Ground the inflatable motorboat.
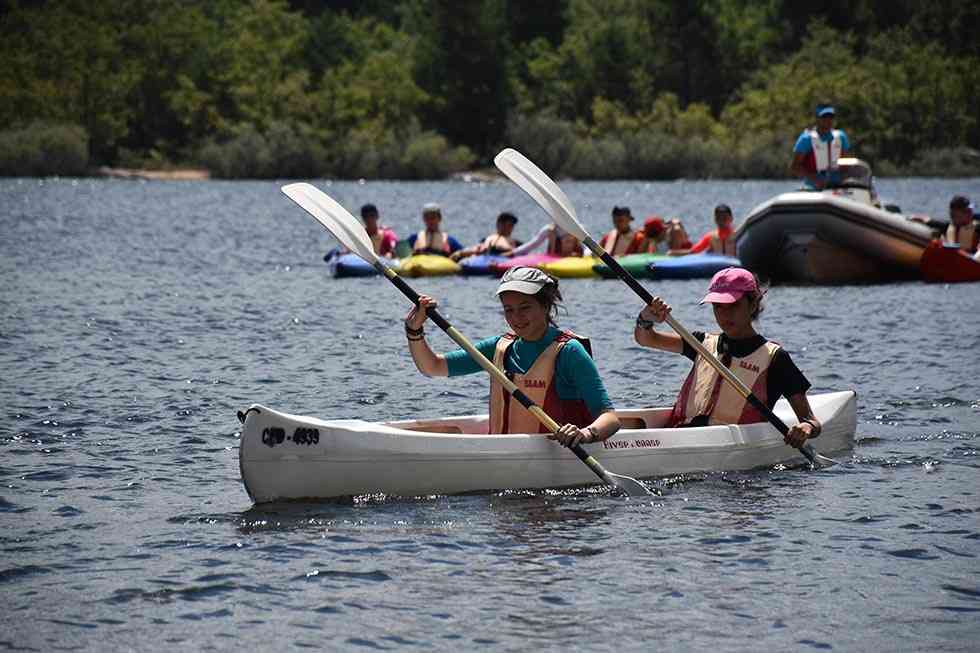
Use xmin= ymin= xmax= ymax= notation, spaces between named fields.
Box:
xmin=736 ymin=159 xmax=933 ymax=283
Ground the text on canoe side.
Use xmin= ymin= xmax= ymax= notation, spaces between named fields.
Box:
xmin=602 ymin=438 xmax=661 ymax=449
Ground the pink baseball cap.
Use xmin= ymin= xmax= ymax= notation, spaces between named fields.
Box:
xmin=700 ymin=267 xmax=758 ymax=304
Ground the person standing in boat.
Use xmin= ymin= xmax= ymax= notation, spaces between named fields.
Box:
xmin=641 ymin=216 xmax=692 ymax=253
xmin=408 ymin=203 xmax=463 ymax=257
xmin=633 ymin=267 xmax=819 ymax=448
xmin=360 ymin=204 xmax=399 ymax=258
xmin=599 ymin=206 xmax=645 ymax=256
xmin=404 ymin=266 xmax=620 ymax=445
xmin=668 ymin=204 xmax=738 ymax=256
xmin=790 ymin=103 xmax=850 ymax=190
xmin=507 ymin=223 xmax=585 ymax=257
xmin=451 ymin=212 xmax=522 ymax=261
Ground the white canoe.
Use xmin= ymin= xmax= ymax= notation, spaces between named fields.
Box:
xmin=238 ymin=391 xmax=856 ymax=502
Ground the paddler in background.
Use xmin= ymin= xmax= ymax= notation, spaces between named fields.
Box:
xmin=909 ymin=195 xmax=978 ymax=254
xmin=409 ymin=202 xmax=464 ymax=257
xmin=403 ymin=266 xmax=620 ymax=445
xmin=668 ymin=204 xmax=738 ymax=256
xmin=790 ymin=103 xmax=851 ymax=190
xmin=633 ymin=267 xmax=820 ymax=449
xmin=599 ymin=206 xmax=645 ymax=256
xmin=507 ymin=223 xmax=584 ymax=257
xmin=360 ymin=203 xmax=398 ymax=258
xmin=450 ymin=212 xmax=522 ymax=261
xmin=641 ymin=216 xmax=692 ymax=253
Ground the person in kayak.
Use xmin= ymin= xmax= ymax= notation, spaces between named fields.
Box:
xmin=450 ymin=212 xmax=522 ymax=261
xmin=669 ymin=204 xmax=737 ymax=256
xmin=641 ymin=216 xmax=692 ymax=253
xmin=633 ymin=267 xmax=819 ymax=449
xmin=909 ymin=195 xmax=978 ymax=253
xmin=360 ymin=203 xmax=398 ymax=258
xmin=408 ymin=202 xmax=463 ymax=256
xmin=404 ymin=266 xmax=620 ymax=445
xmin=790 ymin=103 xmax=850 ymax=190
xmin=599 ymin=206 xmax=645 ymax=256
xmin=507 ymin=223 xmax=584 ymax=257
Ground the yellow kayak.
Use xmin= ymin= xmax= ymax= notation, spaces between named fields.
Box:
xmin=399 ymin=254 xmax=461 ymax=277
xmin=538 ymin=256 xmax=598 ymax=278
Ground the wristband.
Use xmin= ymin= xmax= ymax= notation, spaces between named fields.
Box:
xmin=404 ymin=323 xmax=425 ymax=337
xmin=586 ymin=426 xmax=598 ymax=442
xmin=635 ymin=316 xmax=655 ymax=330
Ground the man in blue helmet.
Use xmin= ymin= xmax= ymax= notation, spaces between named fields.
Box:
xmin=790 ymin=103 xmax=851 ymax=190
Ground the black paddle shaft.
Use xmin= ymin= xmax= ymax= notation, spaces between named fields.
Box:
xmin=596 ymin=250 xmax=816 ymax=456
xmin=387 ymin=272 xmax=453 ymax=332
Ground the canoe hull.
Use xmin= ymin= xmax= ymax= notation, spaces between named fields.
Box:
xmin=459 ymin=254 xmax=507 ymax=276
xmin=327 ymin=253 xmax=394 ymax=277
xmin=399 ymin=254 xmax=461 ymax=277
xmin=648 ymin=254 xmax=741 ymax=280
xmin=538 ymin=256 xmax=598 ymax=278
xmin=489 ymin=253 xmax=562 ymax=277
xmin=593 ymin=253 xmax=666 ymax=279
xmin=239 ymin=391 xmax=857 ymax=502
xmin=920 ymin=241 xmax=980 ymax=283
xmin=736 ymin=192 xmax=933 ymax=284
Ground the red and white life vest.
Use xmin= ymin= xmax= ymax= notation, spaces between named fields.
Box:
xmin=601 ymin=229 xmax=643 ymax=256
xmin=488 ymin=331 xmax=594 ymax=434
xmin=668 ymin=333 xmax=780 ymax=427
xmin=807 ymin=128 xmax=844 ymax=172
xmin=708 ymin=230 xmax=737 ymax=256
xmin=414 ymin=229 xmax=451 ymax=255
xmin=369 ymin=231 xmax=384 ymax=253
xmin=945 ymin=222 xmax=978 ymax=252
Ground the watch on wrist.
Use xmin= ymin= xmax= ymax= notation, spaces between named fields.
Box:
xmin=635 ymin=315 xmax=655 ymax=330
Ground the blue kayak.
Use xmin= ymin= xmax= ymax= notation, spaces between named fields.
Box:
xmin=459 ymin=254 xmax=508 ymax=276
xmin=647 ymin=254 xmax=741 ymax=280
xmin=325 ymin=251 xmax=400 ymax=278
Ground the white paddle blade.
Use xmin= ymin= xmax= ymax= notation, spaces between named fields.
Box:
xmin=493 ymin=148 xmax=588 ymax=241
xmin=281 ymin=183 xmax=378 ymax=263
xmin=605 ymin=471 xmax=656 ymax=497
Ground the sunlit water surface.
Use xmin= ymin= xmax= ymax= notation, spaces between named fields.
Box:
xmin=2 ymin=176 xmax=978 ymax=651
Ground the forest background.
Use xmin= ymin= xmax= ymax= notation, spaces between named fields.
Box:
xmin=1 ymin=0 xmax=978 ymax=179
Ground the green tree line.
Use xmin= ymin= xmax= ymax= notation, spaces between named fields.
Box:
xmin=1 ymin=0 xmax=977 ymax=178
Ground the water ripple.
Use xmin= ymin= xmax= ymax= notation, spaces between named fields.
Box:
xmin=2 ymin=176 xmax=978 ymax=651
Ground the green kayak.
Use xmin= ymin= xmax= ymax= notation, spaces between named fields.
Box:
xmin=593 ymin=253 xmax=667 ymax=279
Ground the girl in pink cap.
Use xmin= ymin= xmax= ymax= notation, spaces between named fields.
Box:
xmin=633 ymin=267 xmax=820 ymax=448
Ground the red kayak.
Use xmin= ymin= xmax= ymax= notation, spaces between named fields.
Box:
xmin=920 ymin=240 xmax=980 ymax=283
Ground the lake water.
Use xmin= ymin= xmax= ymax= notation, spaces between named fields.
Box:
xmin=2 ymin=175 xmax=978 ymax=651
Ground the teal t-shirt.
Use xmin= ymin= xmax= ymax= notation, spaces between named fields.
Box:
xmin=444 ymin=326 xmax=613 ymax=417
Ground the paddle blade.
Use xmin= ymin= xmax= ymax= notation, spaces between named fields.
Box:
xmin=493 ymin=148 xmax=589 ymax=242
xmin=281 ymin=183 xmax=379 ymax=264
xmin=607 ymin=472 xmax=657 ymax=498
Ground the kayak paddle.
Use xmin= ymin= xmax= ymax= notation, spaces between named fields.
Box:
xmin=281 ymin=182 xmax=654 ymax=498
xmin=493 ymin=148 xmax=836 ymax=469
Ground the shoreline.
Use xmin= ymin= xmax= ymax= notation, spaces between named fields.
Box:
xmin=2 ymin=165 xmax=972 ymax=182
xmin=96 ymin=166 xmax=210 ymax=181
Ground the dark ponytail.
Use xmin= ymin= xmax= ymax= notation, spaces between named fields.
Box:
xmin=532 ymin=273 xmax=565 ymax=325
